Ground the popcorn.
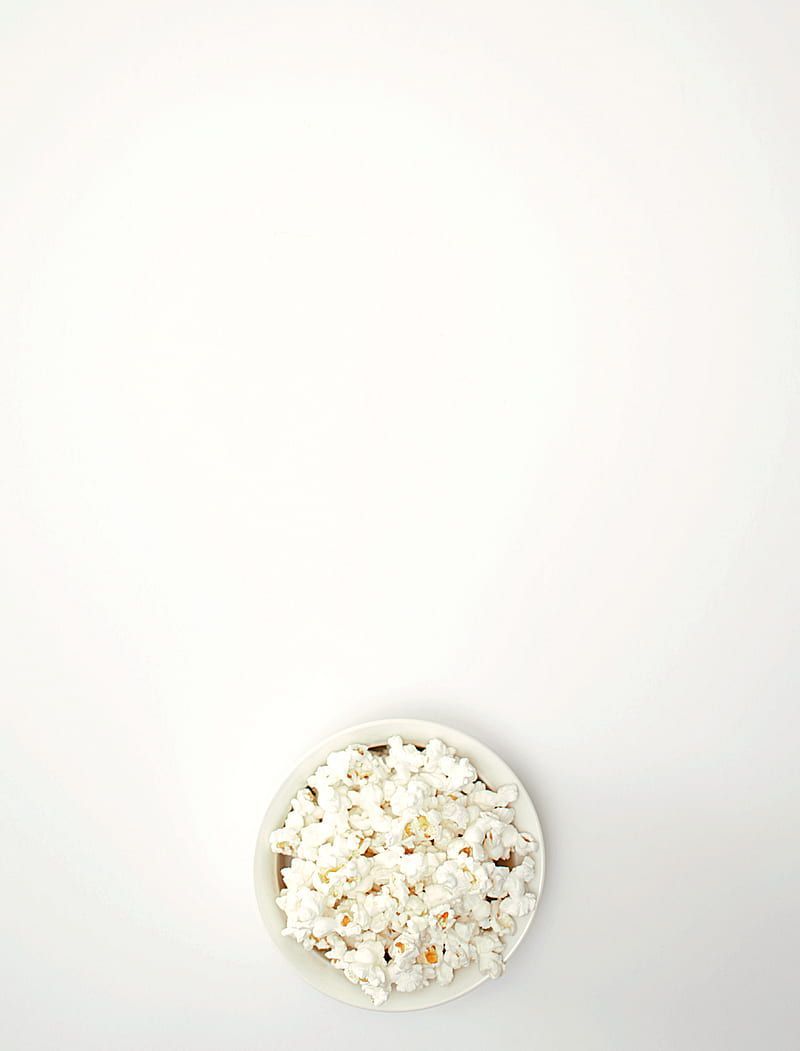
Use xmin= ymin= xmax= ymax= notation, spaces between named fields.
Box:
xmin=269 ymin=737 xmax=538 ymax=1004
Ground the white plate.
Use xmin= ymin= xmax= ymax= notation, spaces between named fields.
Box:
xmin=254 ymin=718 xmax=546 ymax=1011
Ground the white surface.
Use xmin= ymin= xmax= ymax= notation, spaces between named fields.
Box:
xmin=254 ymin=719 xmax=545 ymax=1011
xmin=1 ymin=1 xmax=799 ymax=1048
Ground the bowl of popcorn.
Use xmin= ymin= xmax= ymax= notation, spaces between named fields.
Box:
xmin=254 ymin=718 xmax=545 ymax=1010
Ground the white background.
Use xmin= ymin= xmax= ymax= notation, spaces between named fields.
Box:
xmin=2 ymin=2 xmax=799 ymax=1048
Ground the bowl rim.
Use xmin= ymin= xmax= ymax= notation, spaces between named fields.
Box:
xmin=253 ymin=717 xmax=546 ymax=1012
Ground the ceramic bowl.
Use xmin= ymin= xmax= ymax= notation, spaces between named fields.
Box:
xmin=254 ymin=718 xmax=545 ymax=1011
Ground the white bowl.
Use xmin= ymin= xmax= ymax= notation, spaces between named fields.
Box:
xmin=254 ymin=718 xmax=546 ymax=1011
